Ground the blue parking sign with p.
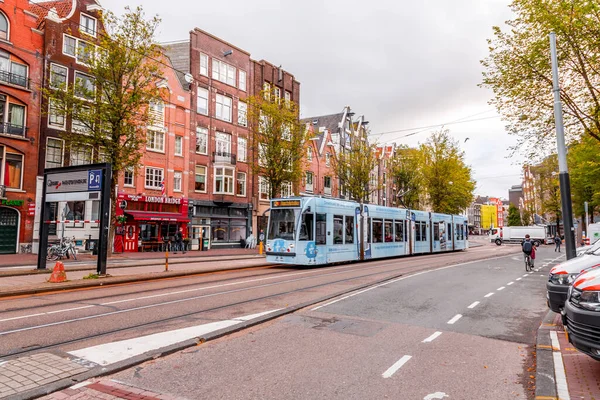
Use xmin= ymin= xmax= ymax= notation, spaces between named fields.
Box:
xmin=88 ymin=169 xmax=102 ymax=191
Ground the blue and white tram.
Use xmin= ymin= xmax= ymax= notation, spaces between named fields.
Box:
xmin=265 ymin=196 xmax=468 ymax=266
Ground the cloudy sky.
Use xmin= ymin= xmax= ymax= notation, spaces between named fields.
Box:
xmin=100 ymin=0 xmax=525 ymax=199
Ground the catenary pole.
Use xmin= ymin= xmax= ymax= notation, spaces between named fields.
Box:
xmin=550 ymin=33 xmax=576 ymax=260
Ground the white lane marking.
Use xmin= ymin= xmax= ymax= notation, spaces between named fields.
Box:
xmin=311 ymin=255 xmax=515 ymax=311
xmin=447 ymin=314 xmax=462 ymax=324
xmin=424 ymin=393 xmax=449 ymax=400
xmin=422 ymin=331 xmax=442 ymax=343
xmin=497 ymin=286 xmax=505 ymax=291
xmin=467 ymin=301 xmax=480 ymax=309
xmin=507 ymin=282 xmax=514 ymax=286
xmin=550 ymin=331 xmax=561 ymax=350
xmin=70 ymin=381 xmax=92 ymax=389
xmin=553 ymin=352 xmax=571 ymax=400
xmin=0 ymin=262 xmax=374 ymax=323
xmin=484 ymin=292 xmax=494 ymax=298
xmin=523 ymin=274 xmax=528 ymax=277
xmin=516 ymin=277 xmax=522 ymax=281
xmin=382 ymin=355 xmax=412 ymax=378
xmin=68 ymin=309 xmax=281 ymax=366
xmin=540 ymin=274 xmax=545 ymax=277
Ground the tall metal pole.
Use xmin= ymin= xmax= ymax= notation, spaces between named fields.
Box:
xmin=550 ymin=32 xmax=576 ymax=259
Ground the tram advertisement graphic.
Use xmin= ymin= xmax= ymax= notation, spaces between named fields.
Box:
xmin=305 ymin=241 xmax=317 ymax=261
xmin=272 ymin=239 xmax=286 ymax=253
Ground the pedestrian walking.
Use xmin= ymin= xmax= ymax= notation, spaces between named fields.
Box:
xmin=174 ymin=229 xmax=185 ymax=254
xmin=554 ymin=234 xmax=562 ymax=252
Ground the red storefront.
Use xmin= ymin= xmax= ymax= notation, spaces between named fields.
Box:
xmin=115 ymin=193 xmax=189 ymax=252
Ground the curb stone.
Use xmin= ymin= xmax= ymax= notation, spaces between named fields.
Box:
xmin=535 ymin=310 xmax=559 ymax=399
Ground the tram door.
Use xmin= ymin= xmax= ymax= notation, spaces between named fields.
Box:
xmin=0 ymin=208 xmax=18 ymax=254
xmin=315 ymin=213 xmax=327 ymax=263
xmin=124 ymin=224 xmax=137 ymax=252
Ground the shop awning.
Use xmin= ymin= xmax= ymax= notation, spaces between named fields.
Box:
xmin=125 ymin=211 xmax=189 ymax=222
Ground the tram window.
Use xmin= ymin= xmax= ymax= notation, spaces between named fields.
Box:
xmin=395 ymin=221 xmax=403 ymax=242
xmin=333 ymin=215 xmax=344 ymax=244
xmin=372 ymin=219 xmax=383 ymax=243
xmin=456 ymin=224 xmax=460 ymax=240
xmin=268 ymin=209 xmax=297 ymax=240
xmin=299 ymin=213 xmax=314 ymax=241
xmin=384 ymin=221 xmax=393 ymax=242
xmin=345 ymin=216 xmax=354 ymax=244
xmin=434 ymin=223 xmax=440 ymax=241
xmin=415 ymin=222 xmax=421 ymax=241
xmin=421 ymin=223 xmax=427 ymax=241
xmin=367 ymin=218 xmax=372 ymax=243
xmin=448 ymin=223 xmax=452 ymax=240
xmin=404 ymin=221 xmax=408 ymax=242
xmin=316 ymin=213 xmax=326 ymax=245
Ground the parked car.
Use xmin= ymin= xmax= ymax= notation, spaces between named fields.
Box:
xmin=547 ymin=241 xmax=600 ymax=313
xmin=563 ymin=267 xmax=600 ymax=361
xmin=545 ymin=237 xmax=555 ymax=245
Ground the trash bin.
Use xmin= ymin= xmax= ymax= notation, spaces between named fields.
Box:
xmin=202 ymin=238 xmax=209 ymax=251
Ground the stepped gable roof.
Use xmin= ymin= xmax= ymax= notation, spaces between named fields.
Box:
xmin=29 ymin=0 xmax=74 ymax=28
xmin=301 ymin=112 xmax=344 ymax=135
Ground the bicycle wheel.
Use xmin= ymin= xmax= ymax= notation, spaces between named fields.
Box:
xmin=47 ymin=248 xmax=59 ymax=261
xmin=71 ymin=247 xmax=77 ymax=260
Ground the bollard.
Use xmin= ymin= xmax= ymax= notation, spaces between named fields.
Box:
xmin=165 ymin=246 xmax=169 ymax=272
xmin=259 ymin=241 xmax=263 ymax=255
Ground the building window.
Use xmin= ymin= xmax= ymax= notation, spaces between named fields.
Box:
xmin=63 ymin=35 xmax=77 ymax=57
xmin=325 ymin=152 xmax=331 ymax=167
xmin=281 ymin=181 xmax=293 ymax=198
xmin=212 ymin=59 xmax=236 ymax=86
xmin=258 ymin=143 xmax=267 ymax=167
xmin=124 ymin=168 xmax=134 ymax=187
xmin=282 ymin=124 xmax=291 ymax=141
xmin=200 ymin=53 xmax=208 ymax=76
xmin=0 ymin=146 xmax=23 ymax=190
xmin=80 ymin=13 xmax=97 ymax=37
xmin=215 ymin=132 xmax=231 ymax=162
xmin=174 ymin=136 xmax=183 ymax=156
xmin=74 ymin=71 xmax=95 ymax=100
xmin=215 ymin=94 xmax=232 ymax=122
xmin=196 ymin=127 xmax=208 ymax=154
xmin=145 ymin=167 xmax=164 ymax=189
xmin=214 ymin=167 xmax=234 ymax=194
xmin=307 ymin=147 xmax=312 ymax=162
xmin=147 ymin=130 xmax=165 ymax=152
xmin=237 ymin=172 xmax=246 ymax=197
xmin=49 ymin=64 xmax=68 ymax=90
xmin=0 ymin=12 xmax=9 ymax=41
xmin=324 ymin=176 xmax=332 ymax=195
xmin=197 ymin=87 xmax=208 ymax=115
xmin=71 ymin=105 xmax=91 ymax=134
xmin=77 ymin=40 xmax=95 ymax=65
xmin=7 ymin=103 xmax=25 ymax=132
xmin=239 ymin=70 xmax=246 ymax=91
xmin=149 ymin=101 xmax=164 ymax=127
xmin=273 ymin=87 xmax=281 ymax=103
xmin=305 ymin=172 xmax=313 ymax=193
xmin=48 ymin=99 xmax=66 ymax=129
xmin=237 ymin=137 xmax=247 ymax=162
xmin=70 ymin=145 xmax=93 ymax=166
xmin=238 ymin=101 xmax=247 ymax=127
xmin=46 ymin=138 xmax=64 ymax=168
xmin=0 ymin=51 xmax=28 ymax=88
xmin=259 ymin=176 xmax=270 ymax=200
xmin=263 ymin=82 xmax=271 ymax=99
xmin=98 ymin=147 xmax=109 ymax=163
xmin=284 ymin=91 xmax=291 ymax=107
xmin=195 ymin=165 xmax=206 ymax=192
xmin=174 ymin=171 xmax=182 ymax=192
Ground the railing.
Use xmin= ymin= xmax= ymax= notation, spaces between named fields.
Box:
xmin=0 ymin=70 xmax=30 ymax=89
xmin=212 ymin=151 xmax=237 ymax=165
xmin=0 ymin=122 xmax=26 ymax=138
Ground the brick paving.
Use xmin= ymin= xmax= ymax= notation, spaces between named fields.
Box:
xmin=40 ymin=379 xmax=185 ymax=400
xmin=0 ymin=353 xmax=90 ymax=399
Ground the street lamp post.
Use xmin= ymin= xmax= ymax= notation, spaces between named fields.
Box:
xmin=550 ymin=32 xmax=577 ymax=260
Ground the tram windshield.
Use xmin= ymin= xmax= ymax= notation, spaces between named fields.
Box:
xmin=268 ymin=209 xmax=299 ymax=240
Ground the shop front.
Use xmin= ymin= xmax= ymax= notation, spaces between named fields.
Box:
xmin=190 ymin=200 xmax=252 ymax=250
xmin=0 ymin=196 xmax=34 ymax=254
xmin=115 ymin=194 xmax=189 ymax=253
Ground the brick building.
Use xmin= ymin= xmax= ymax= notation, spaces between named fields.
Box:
xmin=0 ymin=0 xmax=44 ymax=254
xmin=299 ymin=122 xmax=338 ymax=199
xmin=374 ymin=144 xmax=395 ymax=207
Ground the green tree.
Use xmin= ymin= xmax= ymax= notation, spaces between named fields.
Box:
xmin=568 ymin=135 xmax=600 ymax=225
xmin=246 ymin=89 xmax=306 ymax=198
xmin=531 ymin=155 xmax=562 ymax=233
xmin=521 ymin=208 xmax=533 ymax=226
xmin=333 ymin=133 xmax=379 ymax=204
xmin=45 ymin=7 xmax=164 ymax=255
xmin=481 ymin=0 xmax=600 ymax=157
xmin=419 ymin=130 xmax=476 ymax=214
xmin=389 ymin=145 xmax=423 ymax=209
xmin=507 ymin=204 xmax=521 ymax=226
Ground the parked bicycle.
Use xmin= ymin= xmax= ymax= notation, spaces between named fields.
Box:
xmin=47 ymin=236 xmax=77 ymax=261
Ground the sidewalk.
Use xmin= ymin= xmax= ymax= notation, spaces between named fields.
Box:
xmin=536 ymin=310 xmax=600 ymax=399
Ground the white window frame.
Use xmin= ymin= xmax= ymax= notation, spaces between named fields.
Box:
xmin=239 ymin=70 xmax=246 ymax=91
xmin=237 ymin=172 xmax=246 ymax=197
xmin=273 ymin=87 xmax=281 ymax=104
xmin=195 ymin=127 xmax=208 ymax=154
xmin=200 ymin=53 xmax=208 ymax=76
xmin=146 ymin=129 xmax=165 ymax=152
xmin=45 ymin=137 xmax=64 ymax=169
xmin=215 ymin=94 xmax=232 ymax=122
xmin=305 ymin=172 xmax=314 ymax=193
xmin=258 ymin=143 xmax=267 ymax=167
xmin=71 ymin=105 xmax=91 ymax=134
xmin=48 ymin=99 xmax=66 ymax=130
xmin=281 ymin=181 xmax=293 ymax=198
xmin=145 ymin=167 xmax=164 ymax=190
xmin=196 ymin=87 xmax=209 ymax=115
xmin=307 ymin=147 xmax=313 ymax=162
xmin=63 ymin=34 xmax=77 ymax=57
xmin=149 ymin=101 xmax=165 ymax=128
xmin=259 ymin=176 xmax=270 ymax=201
xmin=213 ymin=166 xmax=235 ymax=195
xmin=212 ymin=59 xmax=236 ymax=86
xmin=194 ymin=165 xmax=207 ymax=193
xmin=80 ymin=13 xmax=97 ymax=37
xmin=324 ymin=176 xmax=332 ymax=195
xmin=238 ymin=101 xmax=247 ymax=127
xmin=174 ymin=135 xmax=183 ymax=156
xmin=70 ymin=144 xmax=93 ymax=166
xmin=284 ymin=91 xmax=291 ymax=107
xmin=326 ymin=152 xmax=331 ymax=167
xmin=0 ymin=11 xmax=10 ymax=41
xmin=215 ymin=132 xmax=232 ymax=158
xmin=263 ymin=82 xmax=271 ymax=100
xmin=0 ymin=147 xmax=24 ymax=191
xmin=49 ymin=63 xmax=68 ymax=90
xmin=74 ymin=71 xmax=96 ymax=101
xmin=123 ymin=167 xmax=134 ymax=187
xmin=173 ymin=171 xmax=182 ymax=192
xmin=76 ymin=39 xmax=95 ymax=66
xmin=237 ymin=137 xmax=247 ymax=162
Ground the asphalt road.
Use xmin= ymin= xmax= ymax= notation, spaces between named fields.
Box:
xmin=104 ymin=246 xmax=564 ymax=400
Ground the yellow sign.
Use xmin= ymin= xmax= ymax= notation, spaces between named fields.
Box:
xmin=273 ymin=200 xmax=301 ymax=208
xmin=480 ymin=205 xmax=498 ymax=230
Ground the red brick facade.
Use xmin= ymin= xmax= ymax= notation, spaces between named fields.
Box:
xmin=0 ymin=0 xmax=44 ymax=253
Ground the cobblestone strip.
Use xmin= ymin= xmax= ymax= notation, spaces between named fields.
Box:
xmin=0 ymin=353 xmax=90 ymax=399
xmin=40 ymin=379 xmax=184 ymax=400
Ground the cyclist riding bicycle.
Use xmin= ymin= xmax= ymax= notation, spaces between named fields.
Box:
xmin=521 ymin=234 xmax=536 ymax=268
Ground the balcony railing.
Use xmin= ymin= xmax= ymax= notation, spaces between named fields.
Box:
xmin=0 ymin=122 xmax=26 ymax=138
xmin=0 ymin=70 xmax=30 ymax=89
xmin=212 ymin=151 xmax=237 ymax=165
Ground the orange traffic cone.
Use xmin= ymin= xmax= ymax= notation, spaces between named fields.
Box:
xmin=48 ymin=261 xmax=67 ymax=283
